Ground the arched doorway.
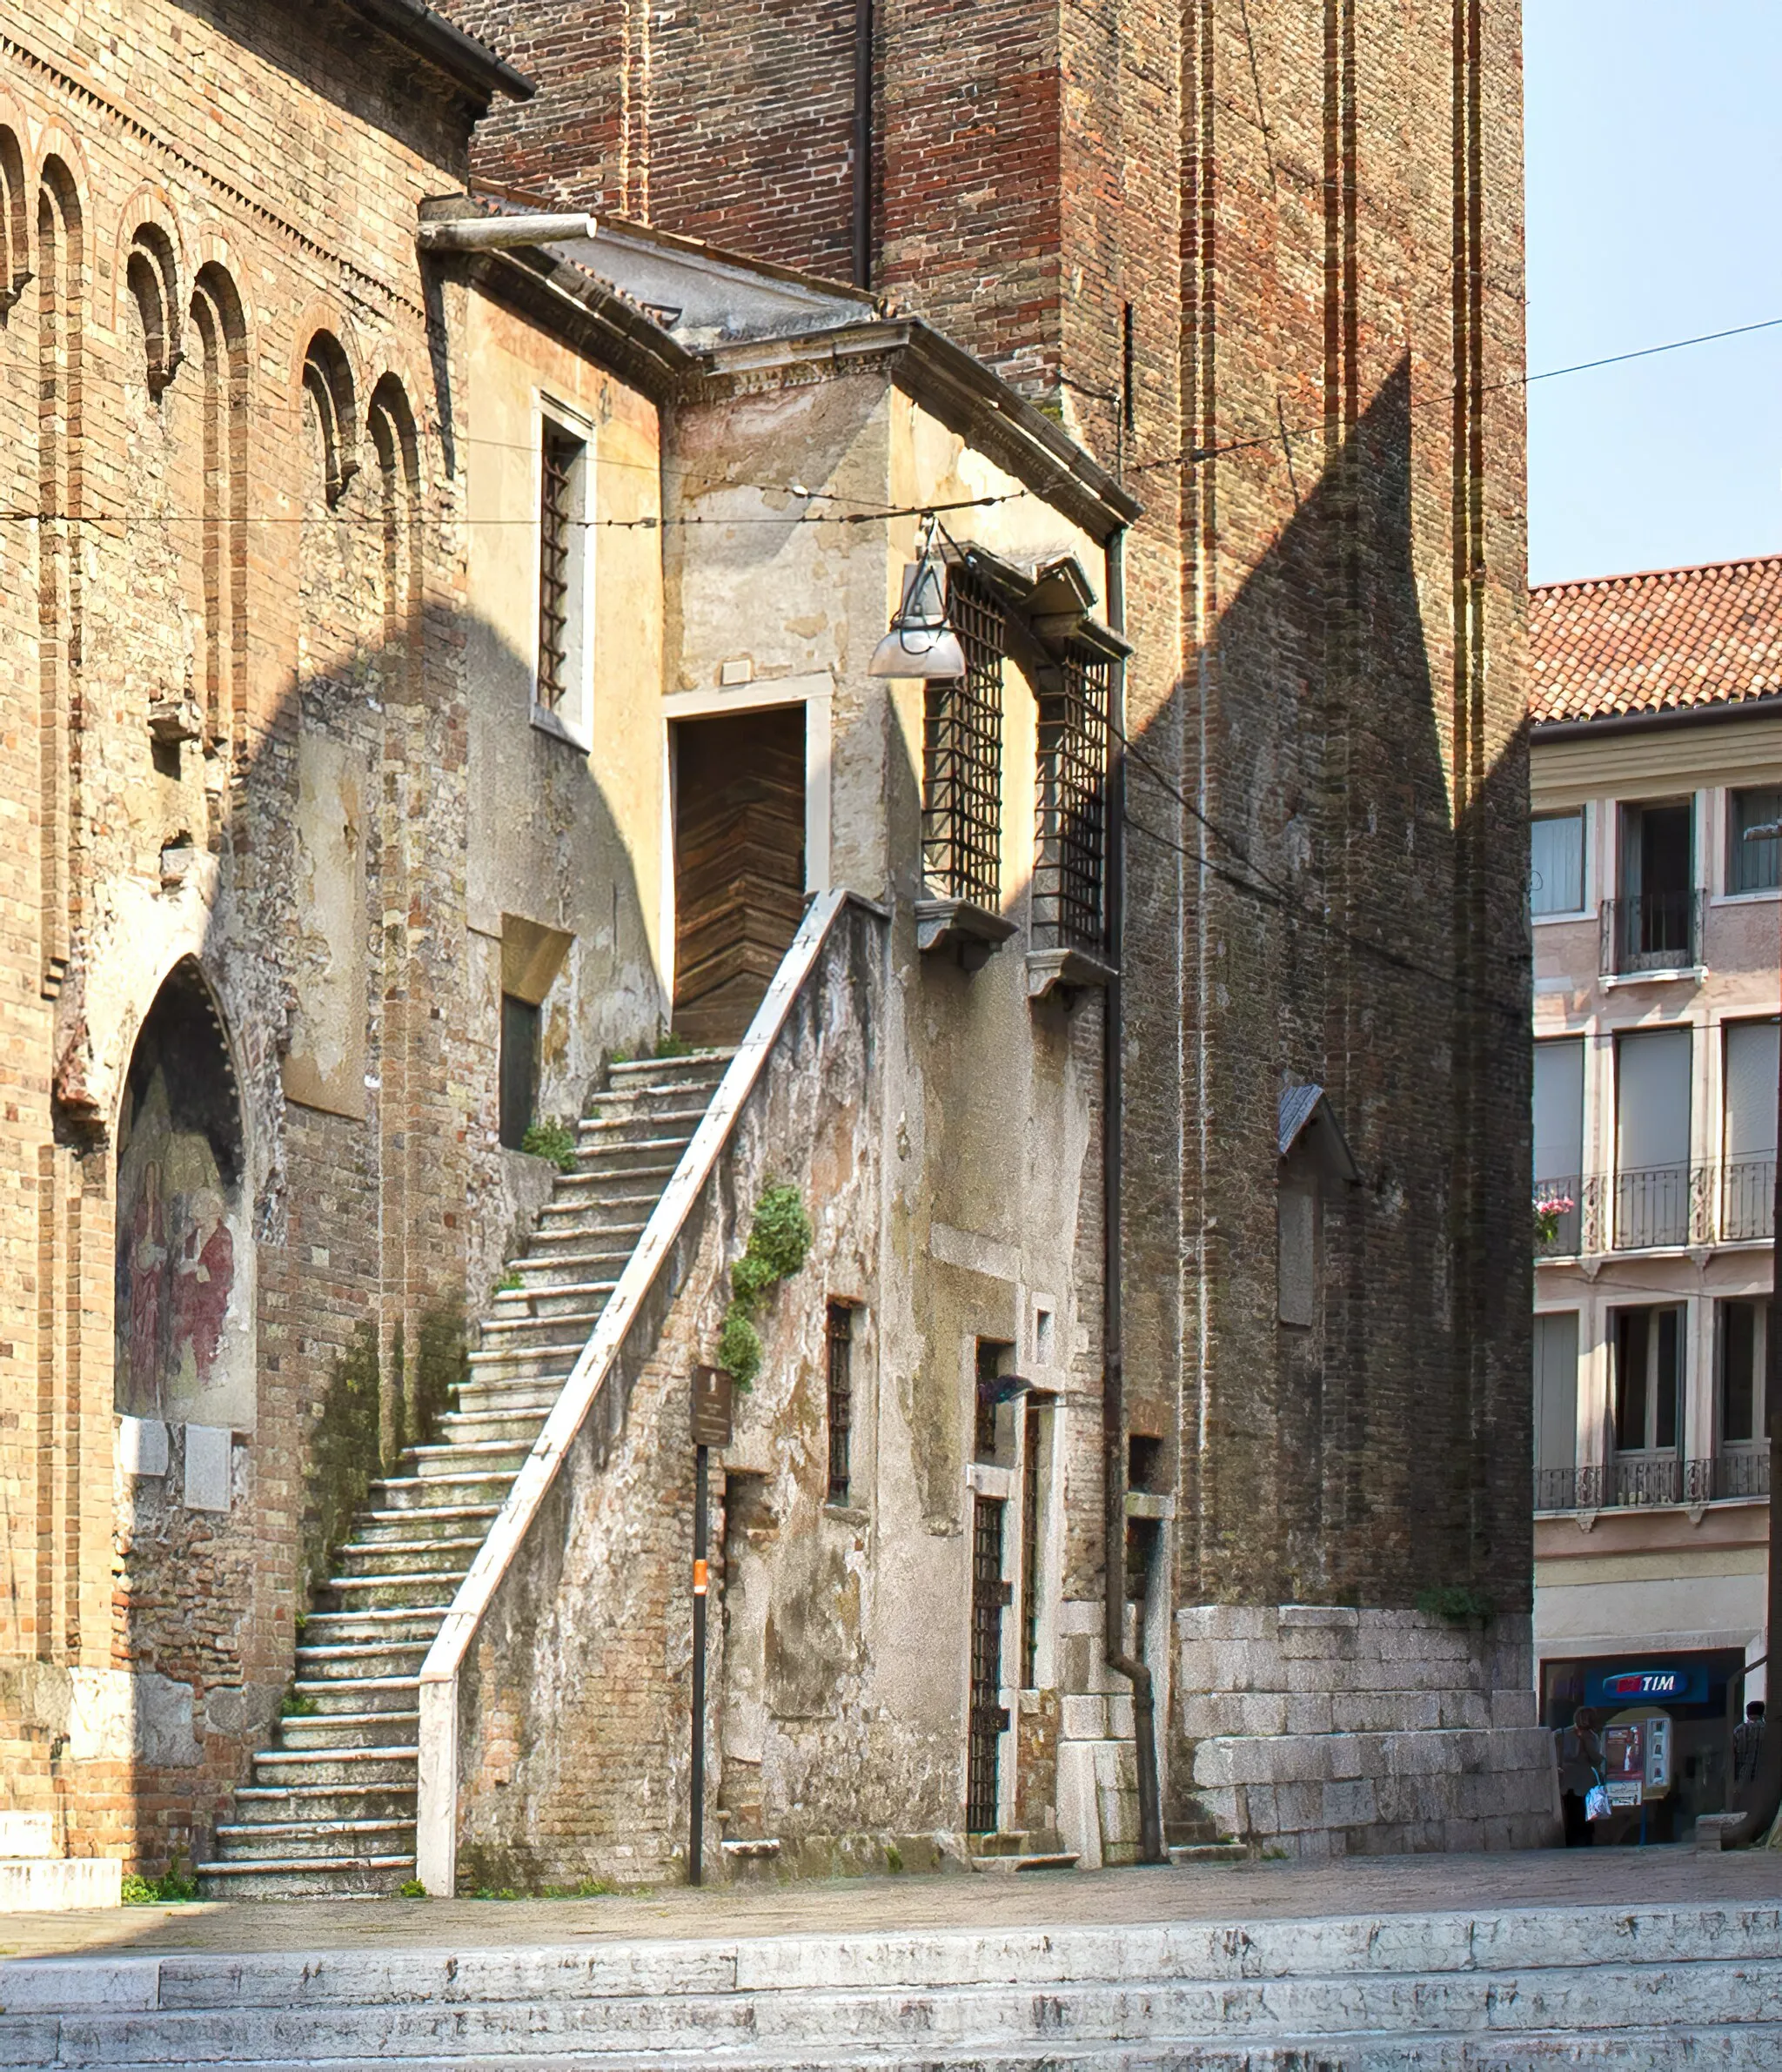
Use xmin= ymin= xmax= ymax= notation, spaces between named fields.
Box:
xmin=114 ymin=960 xmax=255 ymax=1433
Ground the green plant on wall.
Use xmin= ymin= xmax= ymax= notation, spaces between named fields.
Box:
xmin=1416 ymin=1585 xmax=1493 ymax=1626
xmin=521 ymin=1119 xmax=579 ymax=1172
xmin=716 ymin=1182 xmax=814 ymax=1389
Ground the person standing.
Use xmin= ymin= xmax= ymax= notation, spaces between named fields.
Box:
xmin=1558 ymin=1706 xmax=1604 ymax=1847
xmin=1733 ymin=1700 xmax=1766 ymax=1791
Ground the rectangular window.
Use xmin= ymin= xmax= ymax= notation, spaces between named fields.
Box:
xmin=499 ymin=993 xmax=539 ymax=1151
xmin=1533 ymin=1037 xmax=1585 ymax=1254
xmin=826 ymin=1301 xmax=854 ymax=1505
xmin=1612 ymin=798 xmax=1696 ymax=971
xmin=1531 ymin=808 xmax=1584 ymax=916
xmin=1033 ymin=643 xmax=1111 ymax=951
xmin=1534 ymin=1311 xmax=1580 ymax=1510
xmin=974 ymin=1338 xmax=1014 ymax=1463
xmin=1020 ymin=1398 xmax=1047 ymax=1689
xmin=1718 ymin=1298 xmax=1769 ymax=1446
xmin=536 ymin=418 xmax=587 ymax=722
xmin=1729 ymin=787 xmax=1782 ymax=893
xmin=1615 ymin=1026 xmax=1692 ymax=1247
xmin=1613 ymin=1304 xmax=1683 ymax=1455
xmin=966 ymin=1493 xmax=1008 ymax=1834
xmin=922 ymin=568 xmax=1003 ymax=910
xmin=1724 ymin=1020 xmax=1779 ymax=1240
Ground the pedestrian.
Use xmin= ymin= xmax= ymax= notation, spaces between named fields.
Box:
xmin=1733 ymin=1700 xmax=1765 ymax=1789
xmin=1558 ymin=1705 xmax=1604 ymax=1847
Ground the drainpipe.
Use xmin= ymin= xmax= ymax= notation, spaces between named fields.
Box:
xmin=852 ymin=0 xmax=874 ymax=291
xmin=1102 ymin=527 xmax=1166 ymax=1865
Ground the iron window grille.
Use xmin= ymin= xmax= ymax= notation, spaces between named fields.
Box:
xmin=537 ymin=423 xmax=581 ymax=712
xmin=826 ymin=1301 xmax=854 ymax=1505
xmin=1034 ymin=642 xmax=1112 ymax=952
xmin=966 ymin=1493 xmax=1008 ymax=1834
xmin=922 ymin=567 xmax=1004 ymax=909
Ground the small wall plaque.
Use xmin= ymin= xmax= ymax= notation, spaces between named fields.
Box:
xmin=692 ymin=1365 xmax=734 ymax=1448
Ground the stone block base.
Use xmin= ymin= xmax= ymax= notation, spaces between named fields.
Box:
xmin=1179 ymin=1605 xmax=1558 ymax=1859
xmin=0 ymin=1857 xmax=121 ymax=1911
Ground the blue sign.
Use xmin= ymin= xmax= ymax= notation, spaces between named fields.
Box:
xmin=1587 ymin=1666 xmax=1708 ymax=1707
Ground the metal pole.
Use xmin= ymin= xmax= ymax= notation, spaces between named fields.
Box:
xmin=689 ymin=1441 xmax=709 ymax=1885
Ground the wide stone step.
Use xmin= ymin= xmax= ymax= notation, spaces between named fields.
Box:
xmin=488 ymin=1281 xmax=619 ymax=1320
xmin=294 ymin=1640 xmax=432 ymax=1683
xmin=536 ymin=1190 xmax=666 ymax=1227
xmin=250 ymin=1747 xmax=419 ymax=1790
xmin=550 ymin=1156 xmax=682 ymax=1190
xmin=355 ymin=1503 xmax=500 ymax=1545
xmin=463 ymin=1345 xmax=580 ymax=1380
xmin=321 ymin=1572 xmax=469 ymax=1610
xmin=232 ymin=1781 xmax=417 ymax=1822
xmin=511 ymin=1239 xmax=642 ymax=1275
xmin=336 ymin=1534 xmax=486 ymax=1576
xmin=191 ymin=1853 xmax=413 ymax=1901
xmin=370 ymin=1469 xmax=519 ymax=1509
xmin=575 ymin=1104 xmax=710 ymax=1143
xmin=437 ymin=1412 xmax=549 ymax=1452
xmin=276 ymin=1709 xmax=422 ymax=1752
xmin=404 ymin=1438 xmax=533 ymax=1472
xmin=288 ymin=1674 xmax=420 ymax=1714
xmin=213 ymin=1815 xmax=416 ymax=1861
xmin=475 ymin=1307 xmax=607 ymax=1344
xmin=301 ymin=1607 xmax=449 ymax=1646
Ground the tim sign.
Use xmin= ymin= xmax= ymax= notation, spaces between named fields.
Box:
xmin=1588 ymin=1666 xmax=1706 ymax=1707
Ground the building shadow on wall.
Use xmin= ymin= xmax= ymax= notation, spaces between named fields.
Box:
xmin=1124 ymin=355 xmax=1529 ymax=1645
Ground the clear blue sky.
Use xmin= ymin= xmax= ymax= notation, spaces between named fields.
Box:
xmin=1525 ymin=1 xmax=1782 ymax=585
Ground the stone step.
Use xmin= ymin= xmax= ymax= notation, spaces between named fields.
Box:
xmin=1169 ymin=1841 xmax=1249 ymax=1866
xmin=249 ymin=1747 xmax=419 ymax=1790
xmin=335 ymin=1535 xmax=486 ymax=1576
xmin=211 ymin=1816 xmax=417 ymax=1861
xmin=301 ymin=1607 xmax=449 ymax=1645
xmin=190 ymin=1853 xmax=414 ymax=1901
xmin=606 ymin=1049 xmax=733 ymax=1081
xmin=487 ymin=1282 xmax=619 ymax=1321
xmin=452 ymin=1383 xmax=559 ymax=1414
xmin=536 ymin=1190 xmax=667 ymax=1227
xmin=463 ymin=1343 xmax=580 ymax=1378
xmin=513 ymin=1233 xmax=645 ymax=1271
xmin=288 ymin=1674 xmax=420 ymax=1714
xmin=294 ymin=1640 xmax=432 ymax=1682
xmin=472 ymin=1309 xmax=604 ymax=1342
xmin=574 ymin=1104 xmax=710 ymax=1143
xmin=437 ymin=1410 xmax=549 ymax=1450
xmin=232 ymin=1782 xmax=417 ymax=1823
xmin=274 ymin=1710 xmax=422 ymax=1752
xmin=549 ymin=1157 xmax=682 ymax=1191
xmin=321 ymin=1572 xmax=469 ymax=1610
xmin=369 ymin=1470 xmax=519 ymax=1509
xmin=354 ymin=1503 xmax=502 ymax=1545
xmin=405 ymin=1438 xmax=533 ymax=1472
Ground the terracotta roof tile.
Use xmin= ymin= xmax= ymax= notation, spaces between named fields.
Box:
xmin=1529 ymin=555 xmax=1782 ymax=727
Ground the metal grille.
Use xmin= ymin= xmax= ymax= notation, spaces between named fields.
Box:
xmin=1020 ymin=1401 xmax=1043 ymax=1689
xmin=922 ymin=569 xmax=1004 ymax=909
xmin=966 ymin=1494 xmax=1008 ymax=1834
xmin=1033 ymin=644 xmax=1111 ymax=951
xmin=537 ymin=425 xmax=579 ymax=710
xmin=826 ymin=1302 xmax=853 ymax=1505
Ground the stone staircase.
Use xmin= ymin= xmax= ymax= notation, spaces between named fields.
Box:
xmin=197 ymin=1049 xmax=734 ymax=1901
xmin=10 ymin=1899 xmax=1782 ymax=2064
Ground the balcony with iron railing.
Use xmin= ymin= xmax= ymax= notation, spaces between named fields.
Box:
xmin=1534 ymin=1157 xmax=1776 ymax=1258
xmin=1598 ymin=889 xmax=1705 ymax=978
xmin=1536 ymin=1449 xmax=1771 ymax=1513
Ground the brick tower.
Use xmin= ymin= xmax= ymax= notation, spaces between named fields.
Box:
xmin=460 ymin=0 xmax=1541 ymax=1854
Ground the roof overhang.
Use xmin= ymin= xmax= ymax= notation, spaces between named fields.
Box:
xmin=1531 ymin=694 xmax=1782 ymax=744
xmin=343 ymin=0 xmax=532 ymax=104
xmin=1279 ymin=1085 xmax=1361 ymax=1187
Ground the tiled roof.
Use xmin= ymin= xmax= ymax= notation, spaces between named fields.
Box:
xmin=1529 ymin=555 xmax=1782 ymax=726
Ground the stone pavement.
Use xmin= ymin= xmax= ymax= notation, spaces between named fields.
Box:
xmin=5 ymin=1845 xmax=1779 ymax=1961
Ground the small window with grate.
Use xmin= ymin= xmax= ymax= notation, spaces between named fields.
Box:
xmin=826 ymin=1301 xmax=856 ymax=1505
xmin=922 ymin=567 xmax=1005 ymax=909
xmin=1034 ymin=642 xmax=1112 ymax=952
xmin=536 ymin=415 xmax=589 ymax=733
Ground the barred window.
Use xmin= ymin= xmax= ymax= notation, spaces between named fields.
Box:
xmin=1034 ymin=643 xmax=1112 ymax=952
xmin=537 ymin=420 xmax=586 ymax=715
xmin=826 ymin=1301 xmax=854 ymax=1505
xmin=922 ymin=568 xmax=1004 ymax=909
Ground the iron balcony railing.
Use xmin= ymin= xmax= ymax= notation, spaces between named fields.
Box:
xmin=1535 ymin=1450 xmax=1771 ymax=1513
xmin=1534 ymin=1157 xmax=1776 ymax=1257
xmin=1598 ymin=889 xmax=1704 ymax=977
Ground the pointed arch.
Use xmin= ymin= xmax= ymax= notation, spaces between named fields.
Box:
xmin=191 ymin=263 xmax=249 ymax=749
xmin=365 ymin=372 xmax=421 ymax=676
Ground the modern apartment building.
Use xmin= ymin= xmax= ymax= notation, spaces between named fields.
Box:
xmin=1530 ymin=557 xmax=1782 ymax=1836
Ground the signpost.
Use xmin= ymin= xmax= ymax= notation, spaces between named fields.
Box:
xmin=688 ymin=1365 xmax=733 ymax=1887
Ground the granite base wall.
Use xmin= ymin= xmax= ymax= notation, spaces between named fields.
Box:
xmin=1179 ymin=1606 xmax=1559 ymax=1859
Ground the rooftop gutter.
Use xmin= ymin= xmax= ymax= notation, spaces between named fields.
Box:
xmin=1531 ymin=694 xmax=1782 ymax=743
xmin=348 ymin=0 xmax=533 ymax=102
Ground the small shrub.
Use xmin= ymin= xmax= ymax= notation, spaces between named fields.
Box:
xmin=472 ymin=1885 xmax=523 ymax=1901
xmin=1417 ymin=1584 xmax=1493 ymax=1626
xmin=884 ymin=1841 xmax=903 ymax=1875
xmin=396 ymin=1877 xmax=428 ymax=1899
xmin=522 ymin=1121 xmax=579 ymax=1173
xmin=122 ymin=1859 xmax=199 ymax=1905
xmin=494 ymin=1270 xmax=523 ymax=1295
xmin=654 ymin=1030 xmax=693 ymax=1060
xmin=281 ymin=1689 xmax=318 ymax=1718
xmin=714 ymin=1183 xmax=813 ymax=1391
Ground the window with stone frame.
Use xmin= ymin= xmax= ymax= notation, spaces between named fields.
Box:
xmin=921 ymin=567 xmax=1004 ymax=909
xmin=1033 ymin=641 xmax=1112 ymax=953
xmin=536 ymin=414 xmax=589 ymax=727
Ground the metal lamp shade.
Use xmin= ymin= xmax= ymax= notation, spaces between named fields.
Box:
xmin=868 ymin=623 xmax=967 ymax=679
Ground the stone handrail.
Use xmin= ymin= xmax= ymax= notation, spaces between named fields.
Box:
xmin=415 ymin=888 xmax=857 ymax=1893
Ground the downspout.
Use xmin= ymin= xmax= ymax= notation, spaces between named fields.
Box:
xmin=852 ymin=0 xmax=874 ymax=291
xmin=1102 ymin=526 xmax=1167 ymax=1865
